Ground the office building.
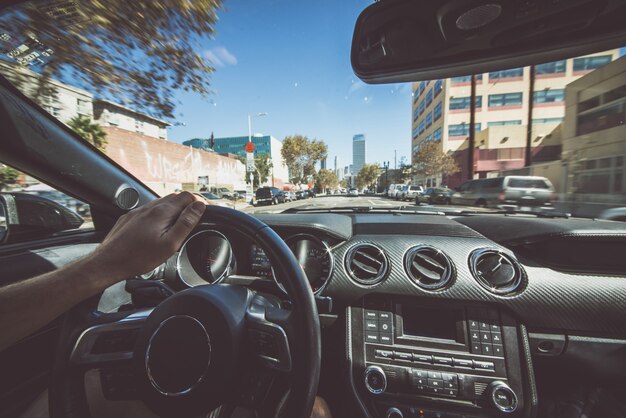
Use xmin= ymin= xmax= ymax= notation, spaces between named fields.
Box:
xmin=320 ymin=158 xmax=327 ymax=170
xmin=410 ymin=49 xmax=621 ymax=187
xmin=352 ymin=134 xmax=366 ymax=175
xmin=183 ymin=135 xmax=289 ymax=186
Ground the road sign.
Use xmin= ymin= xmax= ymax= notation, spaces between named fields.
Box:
xmin=244 ymin=142 xmax=255 ymax=153
xmin=197 ymin=176 xmax=208 ymax=185
xmin=246 ymin=152 xmax=255 ymax=173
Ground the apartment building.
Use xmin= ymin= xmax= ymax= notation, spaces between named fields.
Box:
xmin=411 ymin=49 xmax=621 ymax=187
xmin=93 ymin=99 xmax=169 ymax=140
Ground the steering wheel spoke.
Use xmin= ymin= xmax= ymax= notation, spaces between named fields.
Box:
xmin=69 ymin=309 xmax=151 ymax=367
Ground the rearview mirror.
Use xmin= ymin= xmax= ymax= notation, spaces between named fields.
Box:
xmin=351 ymin=0 xmax=626 ymax=83
xmin=0 ymin=192 xmax=84 ymax=244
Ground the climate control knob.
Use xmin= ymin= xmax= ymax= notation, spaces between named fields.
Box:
xmin=386 ymin=407 xmax=403 ymax=418
xmin=364 ymin=365 xmax=387 ymax=394
xmin=488 ymin=381 xmax=518 ymax=413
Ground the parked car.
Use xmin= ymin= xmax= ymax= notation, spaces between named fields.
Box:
xmin=395 ymin=184 xmax=408 ymax=200
xmin=234 ymin=190 xmax=248 ymax=200
xmin=417 ymin=187 xmax=453 ymax=205
xmin=450 ymin=176 xmax=556 ymax=209
xmin=284 ymin=191 xmax=296 ymax=202
xmin=387 ymin=183 xmax=401 ymax=199
xmin=402 ymin=185 xmax=424 ymax=201
xmin=254 ymin=187 xmax=285 ymax=206
xmin=210 ymin=187 xmax=236 ymax=200
xmin=599 ymin=207 xmax=626 ymax=222
xmin=347 ymin=188 xmax=359 ymax=197
xmin=196 ymin=192 xmax=232 ymax=208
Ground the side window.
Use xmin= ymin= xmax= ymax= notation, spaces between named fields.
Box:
xmin=457 ymin=182 xmax=470 ymax=192
xmin=468 ymin=181 xmax=481 ymax=191
xmin=0 ymin=163 xmax=92 ymax=245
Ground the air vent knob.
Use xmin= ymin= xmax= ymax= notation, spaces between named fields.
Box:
xmin=478 ymin=254 xmax=516 ymax=287
xmin=364 ymin=365 xmax=387 ymax=394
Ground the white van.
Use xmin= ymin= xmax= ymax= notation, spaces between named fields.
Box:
xmin=388 ymin=184 xmax=401 ymax=198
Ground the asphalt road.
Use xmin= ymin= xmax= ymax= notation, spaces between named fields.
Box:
xmin=243 ymin=195 xmax=485 ymax=214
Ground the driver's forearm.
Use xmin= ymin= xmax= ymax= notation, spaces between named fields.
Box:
xmin=0 ymin=255 xmax=120 ymax=352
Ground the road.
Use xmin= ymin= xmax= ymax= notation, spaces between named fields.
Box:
xmin=243 ymin=195 xmax=484 ymax=214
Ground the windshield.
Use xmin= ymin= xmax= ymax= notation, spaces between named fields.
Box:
xmin=0 ymin=0 xmax=624 ymax=219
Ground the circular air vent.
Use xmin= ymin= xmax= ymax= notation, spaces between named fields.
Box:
xmin=469 ymin=249 xmax=525 ymax=295
xmin=115 ymin=184 xmax=139 ymax=210
xmin=404 ymin=245 xmax=454 ymax=290
xmin=344 ymin=243 xmax=389 ymax=285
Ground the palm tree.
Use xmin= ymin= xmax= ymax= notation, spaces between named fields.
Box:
xmin=67 ymin=116 xmax=107 ymax=151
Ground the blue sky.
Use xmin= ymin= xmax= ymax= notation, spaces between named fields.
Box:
xmin=168 ymin=0 xmax=413 ymax=171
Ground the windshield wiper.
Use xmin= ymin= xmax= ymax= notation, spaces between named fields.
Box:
xmin=452 ymin=209 xmax=572 ymax=219
xmin=282 ymin=206 xmax=445 ymax=215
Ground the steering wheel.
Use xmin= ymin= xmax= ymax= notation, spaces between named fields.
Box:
xmin=49 ymin=205 xmax=321 ymax=418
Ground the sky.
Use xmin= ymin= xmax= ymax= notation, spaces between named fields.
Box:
xmin=168 ymin=0 xmax=413 ymax=171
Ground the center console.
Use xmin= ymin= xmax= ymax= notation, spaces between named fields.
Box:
xmin=349 ymin=297 xmax=532 ymax=417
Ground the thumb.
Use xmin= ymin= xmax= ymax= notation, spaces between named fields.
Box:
xmin=166 ymin=201 xmax=205 ymax=243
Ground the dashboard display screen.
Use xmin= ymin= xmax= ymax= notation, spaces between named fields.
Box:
xmin=250 ymin=245 xmax=273 ymax=278
xmin=402 ymin=306 xmax=460 ymax=342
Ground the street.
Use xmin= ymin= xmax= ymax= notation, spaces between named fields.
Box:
xmin=243 ymin=195 xmax=484 ymax=214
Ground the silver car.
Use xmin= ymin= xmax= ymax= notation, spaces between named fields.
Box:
xmin=451 ymin=176 xmax=556 ymax=210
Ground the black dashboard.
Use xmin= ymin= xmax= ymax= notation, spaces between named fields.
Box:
xmin=146 ymin=211 xmax=626 ymax=418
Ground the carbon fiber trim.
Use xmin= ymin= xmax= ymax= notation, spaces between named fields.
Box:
xmin=323 ymin=234 xmax=626 ymax=336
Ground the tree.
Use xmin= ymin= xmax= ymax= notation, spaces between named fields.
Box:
xmin=67 ymin=116 xmax=107 ymax=150
xmin=236 ymin=154 xmax=273 ymax=188
xmin=2 ymin=0 xmax=222 ymax=119
xmin=339 ymin=179 xmax=347 ymax=189
xmin=315 ymin=169 xmax=338 ymax=191
xmin=356 ymin=163 xmax=381 ymax=190
xmin=412 ymin=141 xmax=460 ymax=181
xmin=280 ymin=135 xmax=328 ymax=184
xmin=0 ymin=166 xmax=19 ymax=190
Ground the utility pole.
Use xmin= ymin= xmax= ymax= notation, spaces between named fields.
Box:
xmin=467 ymin=74 xmax=477 ymax=180
xmin=525 ymin=65 xmax=536 ymax=167
xmin=394 ymin=150 xmax=397 ymax=170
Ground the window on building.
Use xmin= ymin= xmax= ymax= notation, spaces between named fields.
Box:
xmin=448 ymin=123 xmax=481 ymax=137
xmin=43 ymin=105 xmax=61 ymax=118
xmin=425 ymin=134 xmax=433 ymax=142
xmin=534 ymin=89 xmax=565 ymax=104
xmin=578 ymin=96 xmax=601 ymax=112
xmin=419 ymin=81 xmax=426 ymax=95
xmin=418 ymin=120 xmax=426 ymax=134
xmin=488 ymin=120 xmax=522 ymax=127
xmin=159 ymin=128 xmax=167 ymax=139
xmin=449 ymin=96 xmax=482 ymax=110
xmin=573 ymin=55 xmax=612 ymax=72
xmin=535 ymin=60 xmax=566 ymax=75
xmin=604 ymin=84 xmax=626 ymax=104
xmin=413 ymin=107 xmax=419 ymax=121
xmin=488 ymin=92 xmax=523 ymax=107
xmin=412 ymin=126 xmax=419 ymax=139
xmin=425 ymin=112 xmax=433 ymax=128
xmin=434 ymin=102 xmax=442 ymax=121
xmin=451 ymin=74 xmax=483 ymax=84
xmin=433 ymin=127 xmax=442 ymax=142
xmin=577 ymin=100 xmax=626 ymax=136
xmin=76 ymin=98 xmax=91 ymax=115
xmin=426 ymin=89 xmax=433 ymax=107
xmin=434 ymin=79 xmax=443 ymax=97
xmin=488 ymin=68 xmax=523 ymax=80
xmin=107 ymin=113 xmax=119 ymax=126
xmin=532 ymin=117 xmax=564 ymax=124
xmin=418 ymin=99 xmax=426 ymax=115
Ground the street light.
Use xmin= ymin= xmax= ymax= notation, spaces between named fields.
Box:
xmin=247 ymin=112 xmax=268 ymax=193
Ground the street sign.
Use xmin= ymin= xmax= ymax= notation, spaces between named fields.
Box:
xmin=197 ymin=176 xmax=209 ymax=185
xmin=244 ymin=142 xmax=255 ymax=153
xmin=246 ymin=152 xmax=255 ymax=173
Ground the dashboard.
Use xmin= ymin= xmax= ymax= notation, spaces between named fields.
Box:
xmin=125 ymin=212 xmax=626 ymax=417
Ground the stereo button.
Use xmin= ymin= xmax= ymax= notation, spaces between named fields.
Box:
xmin=433 ymin=356 xmax=453 ymax=366
xmin=414 ymin=369 xmax=428 ymax=379
xmin=474 ymin=360 xmax=495 ymax=371
xmin=480 ymin=332 xmax=492 ymax=342
xmin=441 ymin=373 xmax=458 ymax=383
xmin=492 ymin=332 xmax=503 ymax=344
xmin=380 ymin=322 xmax=392 ymax=333
xmin=453 ymin=358 xmax=473 ymax=368
xmin=365 ymin=320 xmax=378 ymax=331
xmin=469 ymin=320 xmax=480 ymax=330
xmin=365 ymin=333 xmax=379 ymax=343
xmin=364 ymin=310 xmax=378 ymax=320
xmin=443 ymin=388 xmax=459 ymax=397
xmin=379 ymin=333 xmax=393 ymax=345
xmin=470 ymin=331 xmax=480 ymax=342
xmin=471 ymin=343 xmax=481 ymax=354
xmin=428 ymin=379 xmax=443 ymax=388
xmin=481 ymin=343 xmax=493 ymax=356
xmin=379 ymin=312 xmax=392 ymax=321
xmin=493 ymin=344 xmax=504 ymax=357
xmin=414 ymin=354 xmax=432 ymax=364
xmin=375 ymin=349 xmax=394 ymax=359
xmin=395 ymin=351 xmax=412 ymax=361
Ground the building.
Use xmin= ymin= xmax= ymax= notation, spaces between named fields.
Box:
xmin=320 ymin=158 xmax=327 ymax=170
xmin=352 ymin=134 xmax=366 ymax=175
xmin=411 ymin=49 xmax=621 ymax=187
xmin=183 ymin=135 xmax=289 ymax=186
xmin=93 ymin=100 xmax=169 ymax=140
xmin=0 ymin=60 xmax=92 ymax=123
